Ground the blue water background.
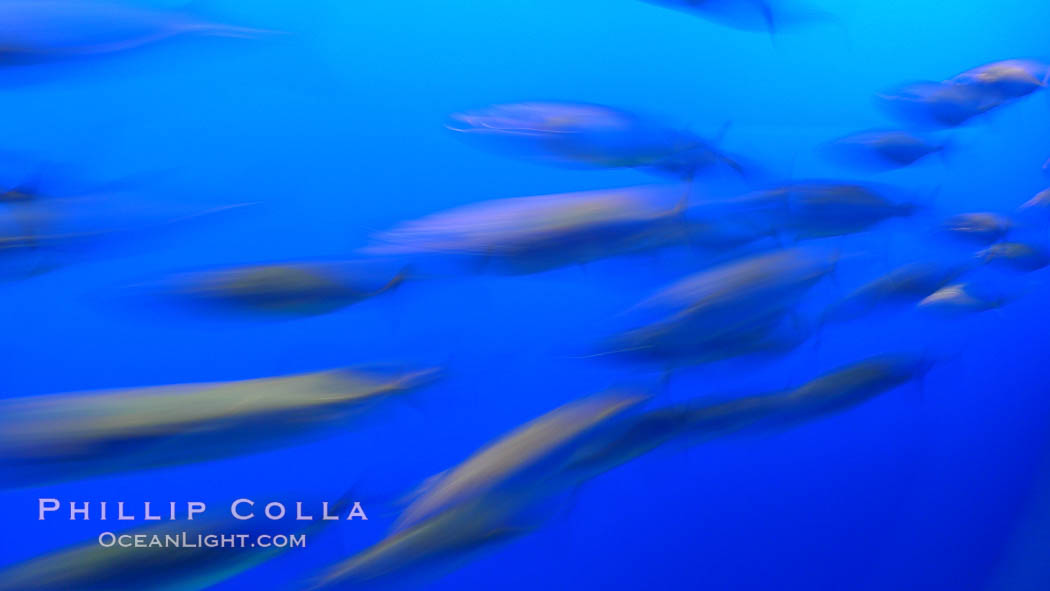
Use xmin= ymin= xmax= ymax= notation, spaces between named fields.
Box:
xmin=1 ymin=0 xmax=1049 ymax=589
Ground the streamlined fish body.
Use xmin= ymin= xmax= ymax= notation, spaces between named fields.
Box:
xmin=949 ymin=59 xmax=1049 ymax=100
xmin=979 ymin=242 xmax=1050 ymax=271
xmin=448 ymin=102 xmax=740 ymax=177
xmin=919 ymin=283 xmax=1003 ymax=315
xmin=0 ymin=367 xmax=440 ymax=488
xmin=311 ymin=496 xmax=535 ymax=590
xmin=878 ymin=81 xmax=1005 ymax=128
xmin=823 ymin=261 xmax=969 ymax=322
xmin=366 ymin=185 xmax=732 ymax=271
xmin=0 ymin=194 xmax=255 ymax=278
xmin=0 ymin=0 xmax=268 ymax=64
xmin=156 ymin=261 xmax=408 ymax=315
xmin=730 ymin=182 xmax=915 ymax=239
xmin=638 ymin=247 xmax=836 ymax=322
xmin=942 ymin=212 xmax=1013 ymax=244
xmin=392 ymin=391 xmax=648 ymax=533
xmin=641 ymin=0 xmax=830 ymax=34
xmin=826 ymin=130 xmax=946 ymax=171
xmin=561 ymin=355 xmax=925 ymax=485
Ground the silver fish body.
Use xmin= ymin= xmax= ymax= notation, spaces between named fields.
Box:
xmin=0 ymin=367 xmax=440 ymax=488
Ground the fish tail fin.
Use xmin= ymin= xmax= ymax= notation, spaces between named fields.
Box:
xmin=187 ymin=21 xmax=288 ymax=39
xmin=391 ymin=366 xmax=443 ymax=392
xmin=562 ymin=345 xmax=644 ymax=361
xmin=300 ymin=488 xmax=360 ymax=538
xmin=165 ymin=201 xmax=261 ymax=226
xmin=721 ymin=154 xmax=748 ymax=178
xmin=1 ymin=184 xmax=38 ymax=203
xmin=399 ymin=355 xmax=455 ymax=417
xmin=375 ymin=265 xmax=412 ymax=296
xmin=713 ymin=120 xmax=733 ymax=146
xmin=915 ymin=341 xmax=966 ymax=396
xmin=754 ymin=0 xmax=777 ymax=38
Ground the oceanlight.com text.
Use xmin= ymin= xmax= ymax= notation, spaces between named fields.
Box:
xmin=97 ymin=531 xmax=307 ymax=549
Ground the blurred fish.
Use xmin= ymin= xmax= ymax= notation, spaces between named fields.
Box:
xmin=725 ymin=181 xmax=916 ymax=239
xmin=447 ymin=102 xmax=744 ymax=178
xmin=392 ymin=391 xmax=647 ymax=533
xmin=0 ymin=0 xmax=273 ymax=65
xmin=0 ymin=186 xmax=37 ymax=203
xmin=0 ymin=497 xmax=351 ymax=591
xmin=918 ymin=283 xmax=1004 ymax=315
xmin=314 ymin=355 xmax=925 ymax=589
xmin=822 ymin=261 xmax=970 ymax=323
xmin=1021 ymin=188 xmax=1050 ymax=211
xmin=878 ymin=80 xmax=1005 ymax=129
xmin=594 ymin=310 xmax=810 ymax=369
xmin=773 ymin=354 xmax=929 ymax=419
xmin=942 ymin=212 xmax=1013 ymax=244
xmin=979 ymin=242 xmax=1050 ymax=272
xmin=313 ymin=391 xmax=647 ymax=587
xmin=310 ymin=495 xmax=536 ymax=590
xmin=635 ymin=246 xmax=835 ymax=325
xmin=640 ymin=247 xmax=836 ymax=314
xmin=823 ymin=130 xmax=948 ymax=171
xmin=640 ymin=0 xmax=832 ymax=34
xmin=0 ymin=193 xmax=256 ymax=278
xmin=0 ymin=366 xmax=440 ymax=489
xmin=562 ymin=354 xmax=927 ymax=485
xmin=148 ymin=261 xmax=409 ymax=316
xmin=591 ymin=248 xmax=834 ymax=367
xmin=365 ymin=185 xmax=751 ymax=272
xmin=949 ymin=59 xmax=1049 ymax=101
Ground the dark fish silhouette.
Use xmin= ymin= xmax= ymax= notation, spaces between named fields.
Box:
xmin=824 ymin=130 xmax=948 ymax=171
xmin=725 ymin=181 xmax=916 ymax=239
xmin=822 ymin=261 xmax=971 ymax=323
xmin=979 ymin=242 xmax=1050 ymax=272
xmin=0 ymin=0 xmax=272 ymax=65
xmin=591 ymin=248 xmax=834 ymax=367
xmin=563 ymin=354 xmax=930 ymax=481
xmin=149 ymin=261 xmax=408 ymax=316
xmin=641 ymin=0 xmax=832 ymax=34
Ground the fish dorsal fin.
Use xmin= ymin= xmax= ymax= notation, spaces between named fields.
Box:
xmin=713 ymin=120 xmax=733 ymax=146
xmin=396 ymin=469 xmax=449 ymax=507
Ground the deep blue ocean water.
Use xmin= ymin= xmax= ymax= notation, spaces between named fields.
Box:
xmin=1 ymin=1 xmax=1049 ymax=589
